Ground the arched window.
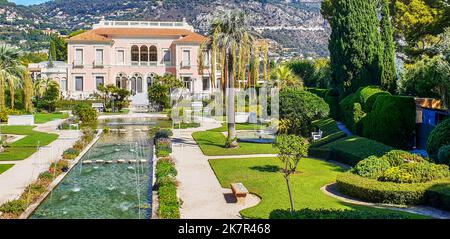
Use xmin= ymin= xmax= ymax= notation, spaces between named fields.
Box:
xmin=131 ymin=45 xmax=139 ymax=62
xmin=149 ymin=46 xmax=157 ymax=62
xmin=140 ymin=45 xmax=148 ymax=62
xmin=131 ymin=73 xmax=143 ymax=94
xmin=116 ymin=73 xmax=128 ymax=89
xmin=147 ymin=73 xmax=156 ymax=89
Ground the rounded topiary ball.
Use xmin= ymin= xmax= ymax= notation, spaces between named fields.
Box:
xmin=427 ymin=118 xmax=450 ymax=160
xmin=437 ymin=145 xmax=450 ymax=166
xmin=353 ymin=156 xmax=391 ymax=179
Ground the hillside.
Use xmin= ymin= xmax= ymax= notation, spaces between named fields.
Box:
xmin=1 ymin=0 xmax=330 ymax=57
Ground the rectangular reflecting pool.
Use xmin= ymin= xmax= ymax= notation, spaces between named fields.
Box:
xmin=31 ymin=125 xmax=153 ymax=219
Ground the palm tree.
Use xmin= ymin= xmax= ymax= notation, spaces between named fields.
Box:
xmin=203 ymin=11 xmax=259 ymax=148
xmin=271 ymin=65 xmax=302 ymax=89
xmin=0 ymin=45 xmax=25 ymax=111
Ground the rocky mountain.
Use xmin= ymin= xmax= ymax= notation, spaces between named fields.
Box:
xmin=1 ymin=0 xmax=330 ymax=57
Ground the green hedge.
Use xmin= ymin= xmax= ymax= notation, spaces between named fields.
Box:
xmin=55 ymin=100 xmax=102 ymax=111
xmin=336 ymin=171 xmax=450 ymax=205
xmin=363 ymin=96 xmax=416 ymax=149
xmin=269 ymin=208 xmax=411 ymax=219
xmin=310 ymin=131 xmax=347 ymax=148
xmin=156 ymin=157 xmax=180 ymax=219
xmin=427 ymin=118 xmax=450 ymax=160
xmin=339 ymin=86 xmax=390 ymax=134
xmin=322 ymin=136 xmax=394 ymax=166
xmin=426 ymin=184 xmax=450 ymax=211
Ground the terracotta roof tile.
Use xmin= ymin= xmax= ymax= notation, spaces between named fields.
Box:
xmin=173 ymin=32 xmax=207 ymax=44
xmin=67 ymin=31 xmax=112 ymax=43
xmin=67 ymin=28 xmax=206 ymax=44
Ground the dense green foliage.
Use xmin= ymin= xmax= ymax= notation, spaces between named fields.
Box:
xmin=327 ymin=0 xmax=383 ymax=95
xmin=155 ymin=157 xmax=180 ymax=219
xmin=353 ymin=156 xmax=391 ymax=179
xmin=337 ymin=171 xmax=450 ymax=205
xmin=320 ymin=136 xmax=394 ymax=166
xmin=379 ymin=0 xmax=397 ymax=93
xmin=438 ymin=145 xmax=450 ymax=166
xmin=279 ymin=87 xmax=329 ymax=137
xmin=399 ymin=56 xmax=450 ymax=108
xmin=382 ymin=150 xmax=426 ymax=166
xmin=339 ymin=86 xmax=390 ymax=133
xmin=269 ymin=208 xmax=413 ymax=219
xmin=96 ymin=84 xmax=130 ymax=112
xmin=286 ymin=58 xmax=332 ymax=88
xmin=148 ymin=74 xmax=183 ymax=110
xmin=73 ymin=103 xmax=98 ymax=125
xmin=380 ymin=162 xmax=449 ymax=183
xmin=362 ymin=96 xmax=416 ymax=149
xmin=427 ymin=118 xmax=450 ymax=160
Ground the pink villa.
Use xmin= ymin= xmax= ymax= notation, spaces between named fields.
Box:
xmin=29 ymin=19 xmax=218 ymax=107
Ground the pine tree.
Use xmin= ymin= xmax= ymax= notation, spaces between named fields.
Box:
xmin=380 ymin=0 xmax=397 ymax=93
xmin=49 ymin=40 xmax=57 ymax=64
xmin=328 ymin=0 xmax=384 ymax=95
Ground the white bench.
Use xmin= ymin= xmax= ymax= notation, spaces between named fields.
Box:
xmin=311 ymin=129 xmax=323 ymax=141
xmin=92 ymin=103 xmax=104 ymax=112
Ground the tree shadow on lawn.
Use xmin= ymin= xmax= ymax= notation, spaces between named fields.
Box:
xmin=249 ymin=165 xmax=281 ymax=173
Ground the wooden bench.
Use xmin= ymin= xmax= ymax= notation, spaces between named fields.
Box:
xmin=230 ymin=183 xmax=249 ymax=204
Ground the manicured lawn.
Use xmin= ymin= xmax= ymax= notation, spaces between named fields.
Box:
xmin=0 ymin=126 xmax=58 ymax=161
xmin=209 ymin=157 xmax=427 ymax=219
xmin=0 ymin=164 xmax=14 ymax=174
xmin=34 ymin=112 xmax=69 ymax=124
xmin=192 ymin=130 xmax=278 ymax=156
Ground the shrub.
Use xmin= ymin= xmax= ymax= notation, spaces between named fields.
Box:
xmin=154 ymin=128 xmax=173 ymax=139
xmin=322 ymin=136 xmax=394 ymax=166
xmin=382 ymin=150 xmax=426 ymax=167
xmin=72 ymin=140 xmax=86 ymax=151
xmin=438 ymin=145 xmax=450 ymax=166
xmin=363 ymin=96 xmax=416 ymax=149
xmin=427 ymin=118 xmax=450 ymax=160
xmin=63 ymin=148 xmax=80 ymax=159
xmin=324 ymin=88 xmax=340 ymax=120
xmin=380 ymin=162 xmax=449 ymax=183
xmin=0 ymin=199 xmax=27 ymax=215
xmin=56 ymin=100 xmax=102 ymax=111
xmin=426 ymin=184 xmax=450 ymax=211
xmin=339 ymin=86 xmax=390 ymax=134
xmin=155 ymin=156 xmax=180 ymax=219
xmin=156 ymin=138 xmax=172 ymax=153
xmin=156 ymin=150 xmax=170 ymax=158
xmin=353 ymin=156 xmax=391 ymax=179
xmin=38 ymin=171 xmax=54 ymax=181
xmin=73 ymin=103 xmax=98 ymax=124
xmin=336 ymin=171 xmax=450 ymax=205
xmin=280 ymin=87 xmax=329 ymax=137
xmin=269 ymin=208 xmax=409 ymax=219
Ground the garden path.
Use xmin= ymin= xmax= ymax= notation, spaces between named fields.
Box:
xmin=172 ymin=117 xmax=261 ymax=219
xmin=0 ymin=119 xmax=81 ymax=205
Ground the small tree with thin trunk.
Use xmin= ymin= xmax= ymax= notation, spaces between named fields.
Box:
xmin=274 ymin=134 xmax=309 ymax=212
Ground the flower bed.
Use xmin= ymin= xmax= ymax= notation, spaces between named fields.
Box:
xmin=152 ymin=127 xmax=181 ymax=219
xmin=0 ymin=127 xmax=97 ymax=219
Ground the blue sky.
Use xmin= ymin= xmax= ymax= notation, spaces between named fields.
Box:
xmin=11 ymin=0 xmax=49 ymax=6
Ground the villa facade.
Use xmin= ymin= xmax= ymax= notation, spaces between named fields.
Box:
xmin=29 ymin=19 xmax=218 ymax=106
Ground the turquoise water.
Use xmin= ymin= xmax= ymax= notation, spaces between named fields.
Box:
xmin=31 ymin=126 xmax=153 ymax=219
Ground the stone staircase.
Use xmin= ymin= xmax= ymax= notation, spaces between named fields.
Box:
xmin=130 ymin=93 xmax=150 ymax=113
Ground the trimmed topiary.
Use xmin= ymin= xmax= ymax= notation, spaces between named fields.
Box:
xmin=438 ymin=145 xmax=450 ymax=166
xmin=353 ymin=156 xmax=391 ymax=179
xmin=379 ymin=162 xmax=449 ymax=183
xmin=362 ymin=95 xmax=416 ymax=149
xmin=382 ymin=150 xmax=425 ymax=167
xmin=427 ymin=118 xmax=450 ymax=160
xmin=336 ymin=171 xmax=450 ymax=205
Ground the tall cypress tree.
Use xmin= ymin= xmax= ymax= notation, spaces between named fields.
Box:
xmin=380 ymin=0 xmax=397 ymax=93
xmin=328 ymin=0 xmax=383 ymax=95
